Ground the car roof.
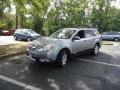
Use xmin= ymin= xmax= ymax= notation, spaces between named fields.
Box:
xmin=104 ymin=31 xmax=119 ymax=32
xmin=61 ymin=28 xmax=78 ymax=30
xmin=16 ymin=29 xmax=32 ymax=31
xmin=77 ymin=27 xmax=97 ymax=30
xmin=62 ymin=28 xmax=97 ymax=31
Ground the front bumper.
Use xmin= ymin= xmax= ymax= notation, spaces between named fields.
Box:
xmin=32 ymin=36 xmax=41 ymax=40
xmin=26 ymin=49 xmax=52 ymax=62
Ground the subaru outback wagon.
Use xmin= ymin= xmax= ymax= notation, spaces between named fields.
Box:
xmin=26 ymin=28 xmax=102 ymax=67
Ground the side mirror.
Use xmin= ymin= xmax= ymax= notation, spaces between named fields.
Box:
xmin=72 ymin=36 xmax=80 ymax=41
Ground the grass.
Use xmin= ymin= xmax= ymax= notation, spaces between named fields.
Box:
xmin=102 ymin=41 xmax=114 ymax=45
xmin=0 ymin=40 xmax=114 ymax=59
xmin=0 ymin=42 xmax=28 ymax=57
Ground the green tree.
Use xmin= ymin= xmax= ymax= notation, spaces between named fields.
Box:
xmin=0 ymin=0 xmax=11 ymax=29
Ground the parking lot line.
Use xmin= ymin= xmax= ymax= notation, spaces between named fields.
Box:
xmin=100 ymin=50 xmax=120 ymax=56
xmin=0 ymin=75 xmax=42 ymax=90
xmin=77 ymin=58 xmax=120 ymax=68
xmin=113 ymin=43 xmax=118 ymax=46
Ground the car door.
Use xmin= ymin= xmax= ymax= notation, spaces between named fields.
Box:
xmin=102 ymin=32 xmax=114 ymax=40
xmin=71 ymin=30 xmax=87 ymax=54
xmin=106 ymin=32 xmax=113 ymax=40
xmin=84 ymin=30 xmax=96 ymax=49
xmin=15 ymin=29 xmax=22 ymax=39
xmin=101 ymin=32 xmax=109 ymax=40
xmin=20 ymin=30 xmax=28 ymax=40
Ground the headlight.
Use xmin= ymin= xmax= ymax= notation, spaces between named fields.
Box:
xmin=38 ymin=48 xmax=46 ymax=52
xmin=38 ymin=43 xmax=55 ymax=52
xmin=46 ymin=43 xmax=55 ymax=50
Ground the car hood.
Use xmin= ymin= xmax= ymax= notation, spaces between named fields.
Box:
xmin=31 ymin=37 xmax=58 ymax=48
xmin=31 ymin=33 xmax=40 ymax=37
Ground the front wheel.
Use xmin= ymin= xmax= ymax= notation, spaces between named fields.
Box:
xmin=56 ymin=50 xmax=69 ymax=67
xmin=27 ymin=37 xmax=31 ymax=41
xmin=92 ymin=44 xmax=100 ymax=55
xmin=14 ymin=36 xmax=18 ymax=40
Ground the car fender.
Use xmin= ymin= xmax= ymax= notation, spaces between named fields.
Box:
xmin=47 ymin=41 xmax=72 ymax=61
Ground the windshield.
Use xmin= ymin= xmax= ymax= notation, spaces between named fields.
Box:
xmin=26 ymin=29 xmax=37 ymax=34
xmin=50 ymin=29 xmax=76 ymax=39
xmin=29 ymin=30 xmax=37 ymax=34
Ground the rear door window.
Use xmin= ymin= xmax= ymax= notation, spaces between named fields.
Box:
xmin=85 ymin=30 xmax=96 ymax=38
xmin=106 ymin=32 xmax=118 ymax=35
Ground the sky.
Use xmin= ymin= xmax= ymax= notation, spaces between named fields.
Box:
xmin=9 ymin=0 xmax=120 ymax=15
xmin=111 ymin=0 xmax=120 ymax=8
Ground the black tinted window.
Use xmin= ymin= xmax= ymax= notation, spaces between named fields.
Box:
xmin=75 ymin=30 xmax=85 ymax=39
xmin=108 ymin=32 xmax=115 ymax=35
xmin=102 ymin=32 xmax=108 ymax=35
xmin=105 ymin=32 xmax=119 ymax=35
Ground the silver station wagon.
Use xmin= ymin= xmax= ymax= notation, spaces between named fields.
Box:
xmin=26 ymin=28 xmax=102 ymax=67
xmin=102 ymin=31 xmax=120 ymax=41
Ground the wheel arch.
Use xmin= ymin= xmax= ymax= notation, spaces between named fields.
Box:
xmin=58 ymin=48 xmax=71 ymax=55
xmin=56 ymin=48 xmax=71 ymax=67
xmin=95 ymin=42 xmax=100 ymax=48
xmin=114 ymin=37 xmax=119 ymax=40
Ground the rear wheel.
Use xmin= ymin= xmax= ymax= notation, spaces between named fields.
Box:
xmin=56 ymin=50 xmax=70 ymax=67
xmin=114 ymin=37 xmax=119 ymax=41
xmin=92 ymin=44 xmax=100 ymax=55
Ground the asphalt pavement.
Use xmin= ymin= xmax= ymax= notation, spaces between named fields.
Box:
xmin=0 ymin=42 xmax=120 ymax=90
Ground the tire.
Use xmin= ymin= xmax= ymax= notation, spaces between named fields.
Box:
xmin=56 ymin=50 xmax=69 ymax=67
xmin=14 ymin=36 xmax=18 ymax=40
xmin=35 ymin=59 xmax=40 ymax=63
xmin=27 ymin=37 xmax=31 ymax=41
xmin=92 ymin=44 xmax=100 ymax=55
xmin=114 ymin=37 xmax=119 ymax=42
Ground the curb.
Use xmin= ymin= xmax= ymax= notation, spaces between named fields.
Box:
xmin=102 ymin=42 xmax=118 ymax=46
xmin=102 ymin=43 xmax=113 ymax=45
xmin=0 ymin=51 xmax=26 ymax=60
